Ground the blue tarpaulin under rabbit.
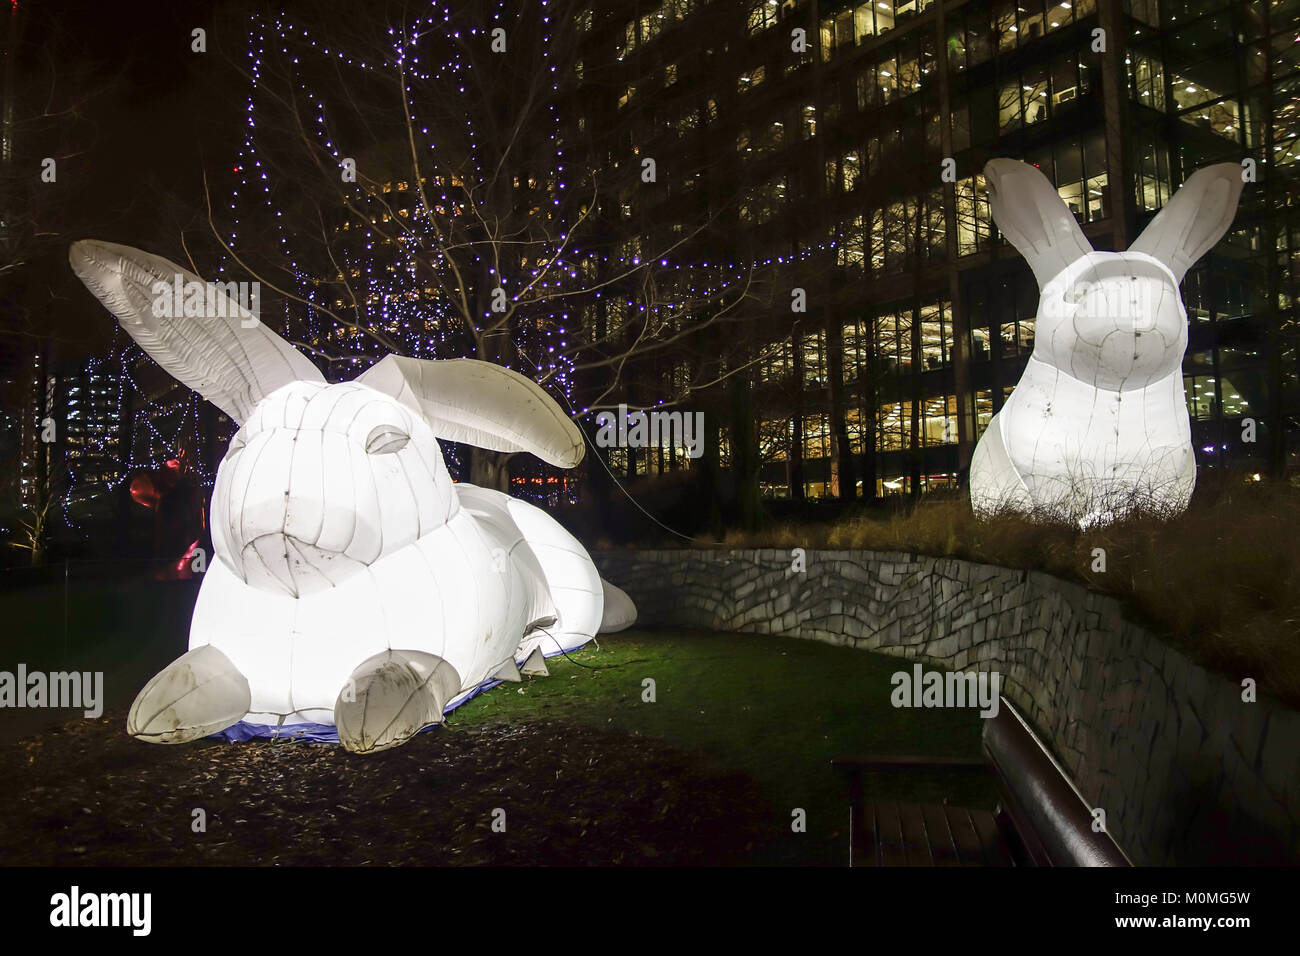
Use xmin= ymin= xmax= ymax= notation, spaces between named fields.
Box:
xmin=70 ymin=240 xmax=637 ymax=754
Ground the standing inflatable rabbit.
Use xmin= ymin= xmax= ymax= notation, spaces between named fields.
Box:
xmin=70 ymin=240 xmax=636 ymax=753
xmin=970 ymin=159 xmax=1244 ymax=526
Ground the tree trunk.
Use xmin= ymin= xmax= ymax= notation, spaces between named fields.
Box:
xmin=469 ymin=448 xmax=513 ymax=492
xmin=730 ymin=374 xmax=763 ymax=531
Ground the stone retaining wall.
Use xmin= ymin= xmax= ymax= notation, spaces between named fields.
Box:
xmin=593 ymin=548 xmax=1300 ymax=865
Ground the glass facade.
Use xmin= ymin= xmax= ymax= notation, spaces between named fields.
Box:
xmin=578 ymin=0 xmax=1300 ymax=497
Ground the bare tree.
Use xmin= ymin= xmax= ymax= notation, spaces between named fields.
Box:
xmin=195 ymin=0 xmax=770 ymax=491
xmin=5 ymin=462 xmax=64 ymax=566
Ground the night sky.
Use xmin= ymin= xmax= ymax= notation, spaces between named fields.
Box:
xmin=18 ymin=0 xmax=240 ymax=358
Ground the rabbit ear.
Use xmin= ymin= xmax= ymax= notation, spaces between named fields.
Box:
xmin=1130 ymin=163 xmax=1244 ymax=281
xmin=356 ymin=355 xmax=585 ymax=468
xmin=70 ymin=240 xmax=323 ymax=424
xmin=983 ymin=158 xmax=1094 ymax=287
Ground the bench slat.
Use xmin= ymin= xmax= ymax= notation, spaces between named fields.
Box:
xmin=921 ymin=803 xmax=962 ymax=866
xmin=970 ymin=806 xmax=1017 ymax=866
xmin=852 ymin=801 xmax=1011 ymax=866
xmin=873 ymin=802 xmax=910 ymax=867
xmin=941 ymin=804 xmax=988 ymax=866
xmin=898 ymin=802 xmax=933 ymax=866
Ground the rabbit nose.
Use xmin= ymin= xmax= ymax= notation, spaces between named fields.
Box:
xmin=236 ymin=495 xmax=291 ymax=546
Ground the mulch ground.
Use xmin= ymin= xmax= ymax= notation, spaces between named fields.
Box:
xmin=0 ymin=706 xmax=774 ymax=866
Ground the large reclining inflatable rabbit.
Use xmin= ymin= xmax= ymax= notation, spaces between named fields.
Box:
xmin=70 ymin=240 xmax=636 ymax=753
xmin=971 ymin=159 xmax=1244 ymax=526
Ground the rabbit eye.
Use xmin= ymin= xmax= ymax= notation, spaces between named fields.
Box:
xmin=1064 ymin=282 xmax=1092 ymax=304
xmin=365 ymin=424 xmax=409 ymax=455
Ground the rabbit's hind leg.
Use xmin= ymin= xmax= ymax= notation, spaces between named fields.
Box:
xmin=334 ymin=649 xmax=461 ymax=754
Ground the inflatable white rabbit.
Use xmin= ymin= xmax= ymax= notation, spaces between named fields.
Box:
xmin=970 ymin=159 xmax=1244 ymax=526
xmin=70 ymin=240 xmax=636 ymax=753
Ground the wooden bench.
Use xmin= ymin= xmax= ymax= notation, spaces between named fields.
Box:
xmin=832 ymin=695 xmax=1132 ymax=867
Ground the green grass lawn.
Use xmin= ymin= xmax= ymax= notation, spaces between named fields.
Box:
xmin=452 ymin=628 xmax=1000 ymax=865
xmin=0 ymin=573 xmax=1001 ymax=865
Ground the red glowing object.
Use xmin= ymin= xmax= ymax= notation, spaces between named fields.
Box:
xmin=176 ymin=539 xmax=202 ymax=574
xmin=130 ymin=474 xmax=159 ymax=509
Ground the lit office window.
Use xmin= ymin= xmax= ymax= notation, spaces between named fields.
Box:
xmin=870 ymin=208 xmax=887 ymax=270
xmin=854 ymin=3 xmax=878 ymax=40
xmin=876 ymin=2 xmax=898 ymax=33
xmin=749 ymin=0 xmax=780 ymax=35
xmin=1217 ymin=380 xmax=1256 ymax=418
xmin=842 ymin=151 xmax=861 ymax=191
xmin=876 ymin=401 xmax=914 ymax=453
xmin=836 ymin=214 xmax=865 ymax=267
xmin=947 ymin=22 xmax=968 ymax=72
xmin=1183 ymin=268 xmax=1211 ymax=323
xmin=844 ymin=408 xmax=868 ymax=455
xmin=922 ymin=396 xmax=959 ymax=446
xmin=834 ymin=9 xmax=855 ymax=51
xmin=759 ymin=419 xmax=793 ymax=462
xmin=875 ymin=307 xmax=913 ymax=373
xmin=877 ymin=55 xmax=899 ymax=102
xmin=764 ymin=120 xmax=786 ymax=150
xmin=639 ymin=10 xmax=663 ymax=44
xmin=1169 ymin=70 xmax=1218 ymax=112
xmin=999 ymin=78 xmax=1024 ymax=130
xmin=1180 ymin=98 xmax=1242 ymax=143
xmin=955 ymin=175 xmax=992 ymax=256
xmin=760 ymin=340 xmax=793 ymax=382
xmin=803 ymin=414 xmax=831 ymax=459
xmin=919 ymin=299 xmax=955 ymax=369
xmin=883 ymin=199 xmax=916 ymax=272
xmin=843 ymin=317 xmax=869 ymax=382
xmin=1184 ymin=375 xmax=1217 ymax=420
xmin=1044 ymin=1 xmax=1076 ymax=31
xmin=974 ymin=390 xmax=993 ymax=438
xmin=1018 ymin=1 xmax=1046 ymax=42
xmin=804 ymin=330 xmax=828 ymax=387
xmin=1128 ymin=52 xmax=1166 ymax=110
xmin=926 ymin=188 xmax=947 ymax=260
xmin=993 ymin=0 xmax=1019 ymax=52
xmin=802 ymin=105 xmax=817 ymax=139
xmin=1083 ymin=131 xmax=1109 ymax=221
xmin=1025 ymin=66 xmax=1050 ymax=123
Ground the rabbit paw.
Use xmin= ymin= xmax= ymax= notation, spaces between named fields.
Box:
xmin=127 ymin=644 xmax=251 ymax=744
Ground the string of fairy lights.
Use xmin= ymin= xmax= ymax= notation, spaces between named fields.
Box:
xmin=98 ymin=0 xmax=843 ymax=506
